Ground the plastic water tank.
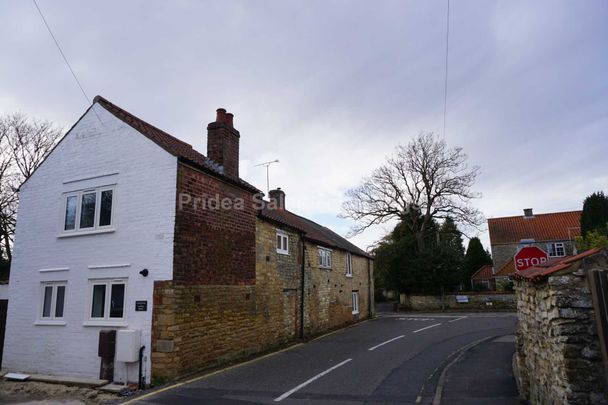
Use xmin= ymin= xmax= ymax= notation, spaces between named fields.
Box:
xmin=116 ymin=329 xmax=141 ymax=363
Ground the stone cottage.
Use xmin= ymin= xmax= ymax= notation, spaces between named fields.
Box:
xmin=488 ymin=208 xmax=582 ymax=271
xmin=2 ymin=96 xmax=373 ymax=384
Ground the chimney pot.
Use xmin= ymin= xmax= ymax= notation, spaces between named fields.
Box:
xmin=216 ymin=108 xmax=227 ymax=124
xmin=524 ymin=208 xmax=534 ymax=218
xmin=226 ymin=112 xmax=234 ymax=128
xmin=207 ymin=108 xmax=240 ymax=178
xmin=269 ymin=188 xmax=285 ymax=210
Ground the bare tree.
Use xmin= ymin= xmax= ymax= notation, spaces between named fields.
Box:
xmin=342 ymin=132 xmax=482 ymax=251
xmin=0 ymin=113 xmax=61 ymax=265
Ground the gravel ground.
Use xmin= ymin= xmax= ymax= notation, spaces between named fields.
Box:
xmin=0 ymin=380 xmax=120 ymax=404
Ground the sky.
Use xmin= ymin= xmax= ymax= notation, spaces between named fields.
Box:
xmin=1 ymin=0 xmax=607 ymax=253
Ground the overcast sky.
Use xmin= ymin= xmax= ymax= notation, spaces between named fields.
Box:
xmin=1 ymin=0 xmax=606 ymax=252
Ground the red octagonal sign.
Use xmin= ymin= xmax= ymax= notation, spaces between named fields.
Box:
xmin=514 ymin=246 xmax=549 ymax=272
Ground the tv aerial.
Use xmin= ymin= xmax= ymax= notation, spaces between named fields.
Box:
xmin=254 ymin=159 xmax=279 ymax=195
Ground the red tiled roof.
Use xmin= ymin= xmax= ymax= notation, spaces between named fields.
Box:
xmin=495 ymin=258 xmax=515 ymax=277
xmin=471 ymin=265 xmax=494 ymax=280
xmin=259 ymin=205 xmax=372 ymax=259
xmin=488 ymin=210 xmax=581 ymax=245
xmin=93 ymin=96 xmax=260 ymax=193
xmin=513 ymin=248 xmax=601 ymax=282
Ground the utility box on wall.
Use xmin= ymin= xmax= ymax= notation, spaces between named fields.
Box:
xmin=116 ymin=329 xmax=141 ymax=363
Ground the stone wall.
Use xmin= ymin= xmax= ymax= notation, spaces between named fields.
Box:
xmin=516 ymin=270 xmax=607 ymax=404
xmin=303 ymin=242 xmax=373 ymax=335
xmin=405 ymin=292 xmax=516 ymax=311
xmin=151 ymin=218 xmax=373 ymax=381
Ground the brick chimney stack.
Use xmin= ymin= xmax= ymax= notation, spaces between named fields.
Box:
xmin=207 ymin=108 xmax=240 ymax=178
xmin=269 ymin=188 xmax=285 ymax=210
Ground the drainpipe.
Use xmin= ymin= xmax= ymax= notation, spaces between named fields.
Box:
xmin=367 ymin=258 xmax=372 ymax=318
xmin=138 ymin=346 xmax=145 ymax=390
xmin=299 ymin=233 xmax=306 ymax=339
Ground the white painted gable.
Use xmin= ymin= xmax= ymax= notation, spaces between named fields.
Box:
xmin=4 ymin=103 xmax=177 ymax=383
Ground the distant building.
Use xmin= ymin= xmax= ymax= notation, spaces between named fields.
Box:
xmin=470 ymin=264 xmax=495 ymax=290
xmin=488 ymin=208 xmax=582 ymax=271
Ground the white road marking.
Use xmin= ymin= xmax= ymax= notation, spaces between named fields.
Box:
xmin=448 ymin=316 xmax=467 ymax=323
xmin=413 ymin=323 xmax=442 ymax=333
xmin=398 ymin=317 xmax=434 ymax=321
xmin=273 ymin=358 xmax=353 ymax=402
xmin=380 ymin=314 xmax=462 ymax=319
xmin=368 ymin=335 xmax=405 ymax=351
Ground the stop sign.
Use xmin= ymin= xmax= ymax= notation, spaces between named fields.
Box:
xmin=514 ymin=246 xmax=549 ymax=271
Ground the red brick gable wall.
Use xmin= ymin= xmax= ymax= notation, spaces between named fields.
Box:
xmin=173 ymin=163 xmax=256 ymax=285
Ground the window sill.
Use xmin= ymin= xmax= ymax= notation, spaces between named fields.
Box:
xmin=319 ymin=267 xmax=332 ymax=271
xmin=276 ymin=250 xmax=290 ymax=255
xmin=345 ymin=274 xmax=353 ymax=278
xmin=34 ymin=320 xmax=66 ymax=326
xmin=352 ymin=311 xmax=359 ymax=316
xmin=83 ymin=320 xmax=127 ymax=327
xmin=58 ymin=228 xmax=115 ymax=238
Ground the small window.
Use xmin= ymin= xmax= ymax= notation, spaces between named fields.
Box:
xmin=318 ymin=247 xmax=332 ymax=269
xmin=40 ymin=282 xmax=67 ymax=320
xmin=89 ymin=279 xmax=126 ymax=321
xmin=63 ymin=187 xmax=114 ymax=233
xmin=64 ymin=196 xmax=77 ymax=230
xmin=276 ymin=230 xmax=289 ymax=255
xmin=548 ymin=242 xmax=566 ymax=257
xmin=352 ymin=291 xmax=359 ymax=315
xmin=346 ymin=252 xmax=353 ymax=277
xmin=99 ymin=190 xmax=113 ymax=227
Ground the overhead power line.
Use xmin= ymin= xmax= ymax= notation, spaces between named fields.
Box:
xmin=443 ymin=0 xmax=451 ymax=138
xmin=33 ymin=0 xmax=92 ymax=106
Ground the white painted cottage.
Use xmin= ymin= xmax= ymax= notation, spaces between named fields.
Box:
xmin=3 ymin=97 xmax=180 ymax=383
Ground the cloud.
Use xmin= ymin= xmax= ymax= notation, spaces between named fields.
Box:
xmin=1 ymin=0 xmax=606 ymax=254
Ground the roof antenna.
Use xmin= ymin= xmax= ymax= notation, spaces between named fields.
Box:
xmin=254 ymin=159 xmax=279 ymax=195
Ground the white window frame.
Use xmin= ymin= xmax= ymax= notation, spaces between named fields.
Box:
xmin=276 ymin=230 xmax=289 ymax=255
xmin=352 ymin=291 xmax=359 ymax=315
xmin=548 ymin=242 xmax=566 ymax=257
xmin=346 ymin=252 xmax=353 ymax=277
xmin=38 ymin=281 xmax=67 ymax=322
xmin=87 ymin=279 xmax=127 ymax=323
xmin=61 ymin=186 xmax=115 ymax=235
xmin=318 ymin=247 xmax=332 ymax=269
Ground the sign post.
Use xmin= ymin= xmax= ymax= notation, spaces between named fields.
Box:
xmin=514 ymin=246 xmax=549 ymax=272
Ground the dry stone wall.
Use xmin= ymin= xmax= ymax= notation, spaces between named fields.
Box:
xmin=516 ymin=271 xmax=607 ymax=404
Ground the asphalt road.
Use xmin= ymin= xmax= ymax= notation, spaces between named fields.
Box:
xmin=130 ymin=312 xmax=517 ymax=405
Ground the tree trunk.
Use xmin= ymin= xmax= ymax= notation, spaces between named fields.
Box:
xmin=415 ymin=232 xmax=425 ymax=252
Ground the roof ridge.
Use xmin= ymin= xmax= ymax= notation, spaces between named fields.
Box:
xmin=488 ymin=210 xmax=582 ymax=221
xmin=92 ymin=95 xmax=260 ymax=194
xmin=471 ymin=264 xmax=493 ymax=279
xmin=259 ymin=204 xmax=371 ymax=258
xmin=93 ymin=95 xmax=194 ymax=150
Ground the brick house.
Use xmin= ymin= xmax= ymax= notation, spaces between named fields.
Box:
xmin=488 ymin=208 xmax=582 ymax=271
xmin=493 ymin=258 xmax=516 ymax=290
xmin=2 ymin=96 xmax=373 ymax=384
xmin=470 ymin=264 xmax=496 ymax=290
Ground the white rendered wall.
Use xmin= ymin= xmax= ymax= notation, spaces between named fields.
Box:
xmin=3 ymin=104 xmax=177 ymax=383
